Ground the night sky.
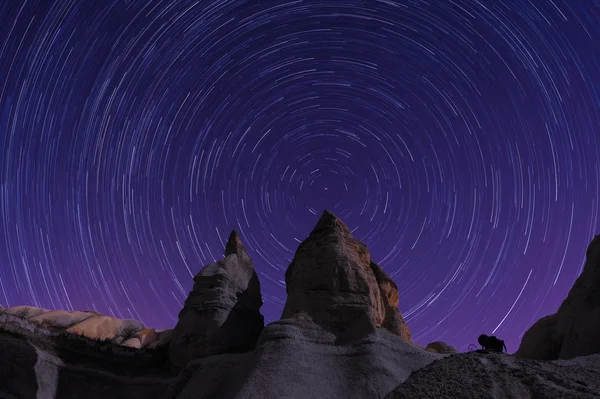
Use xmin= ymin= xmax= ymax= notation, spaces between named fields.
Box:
xmin=1 ymin=0 xmax=599 ymax=353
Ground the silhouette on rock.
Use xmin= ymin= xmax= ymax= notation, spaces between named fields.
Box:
xmin=517 ymin=234 xmax=600 ymax=360
xmin=168 ymin=229 xmax=264 ymax=370
xmin=281 ymin=210 xmax=412 ymax=341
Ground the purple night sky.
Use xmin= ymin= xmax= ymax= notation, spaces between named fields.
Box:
xmin=1 ymin=0 xmax=599 ymax=353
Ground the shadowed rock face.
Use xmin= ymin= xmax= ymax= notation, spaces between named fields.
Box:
xmin=369 ymin=261 xmax=412 ymax=341
xmin=282 ymin=210 xmax=412 ymax=341
xmin=517 ymin=234 xmax=600 ymax=360
xmin=169 ymin=230 xmax=264 ymax=369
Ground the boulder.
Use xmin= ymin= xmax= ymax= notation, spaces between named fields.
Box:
xmin=168 ymin=230 xmax=264 ymax=369
xmin=517 ymin=234 xmax=600 ymax=360
xmin=134 ymin=328 xmax=159 ymax=347
xmin=425 ymin=341 xmax=458 ymax=354
xmin=282 ymin=210 xmax=411 ymax=340
xmin=122 ymin=337 xmax=142 ymax=349
xmin=65 ymin=315 xmax=145 ymax=342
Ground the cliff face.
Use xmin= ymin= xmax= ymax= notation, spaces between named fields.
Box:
xmin=516 ymin=234 xmax=600 ymax=360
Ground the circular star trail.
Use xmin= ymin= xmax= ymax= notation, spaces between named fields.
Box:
xmin=1 ymin=0 xmax=599 ymax=352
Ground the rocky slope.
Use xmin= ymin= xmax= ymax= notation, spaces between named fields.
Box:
xmin=1 ymin=210 xmax=599 ymax=399
xmin=385 ymin=351 xmax=600 ymax=399
xmin=516 ymin=234 xmax=600 ymax=360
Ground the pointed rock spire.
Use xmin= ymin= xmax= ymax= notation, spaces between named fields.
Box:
xmin=169 ymin=230 xmax=264 ymax=369
xmin=281 ymin=210 xmax=412 ymax=341
xmin=309 ymin=209 xmax=351 ymax=236
xmin=225 ymin=229 xmax=251 ymax=262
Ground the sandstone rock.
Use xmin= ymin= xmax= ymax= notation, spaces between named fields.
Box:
xmin=369 ymin=261 xmax=412 ymax=341
xmin=5 ymin=306 xmax=49 ymax=319
xmin=122 ymin=337 xmax=142 ymax=349
xmin=29 ymin=310 xmax=96 ymax=329
xmin=65 ymin=315 xmax=145 ymax=342
xmin=135 ymin=328 xmax=159 ymax=347
xmin=425 ymin=341 xmax=458 ymax=354
xmin=168 ymin=230 xmax=264 ymax=369
xmin=517 ymin=234 xmax=600 ymax=360
xmin=282 ymin=210 xmax=410 ymax=340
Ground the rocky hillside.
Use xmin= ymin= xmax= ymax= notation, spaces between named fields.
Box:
xmin=1 ymin=211 xmax=599 ymax=399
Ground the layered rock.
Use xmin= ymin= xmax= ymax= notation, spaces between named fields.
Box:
xmin=168 ymin=230 xmax=264 ymax=369
xmin=425 ymin=341 xmax=458 ymax=354
xmin=281 ymin=210 xmax=412 ymax=341
xmin=1 ymin=305 xmax=169 ymax=349
xmin=517 ymin=234 xmax=600 ymax=360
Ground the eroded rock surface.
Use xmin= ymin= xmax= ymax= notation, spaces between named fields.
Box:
xmin=282 ymin=210 xmax=411 ymax=341
xmin=425 ymin=341 xmax=458 ymax=354
xmin=385 ymin=352 xmax=600 ymax=399
xmin=168 ymin=230 xmax=264 ymax=369
xmin=369 ymin=261 xmax=412 ymax=341
xmin=517 ymin=234 xmax=600 ymax=360
xmin=2 ymin=306 xmax=165 ymax=349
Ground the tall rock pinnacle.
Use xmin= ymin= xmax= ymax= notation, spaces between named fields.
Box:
xmin=517 ymin=234 xmax=600 ymax=360
xmin=281 ymin=210 xmax=412 ymax=341
xmin=169 ymin=230 xmax=264 ymax=369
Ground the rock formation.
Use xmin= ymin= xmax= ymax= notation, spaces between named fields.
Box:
xmin=0 ymin=305 xmax=171 ymax=349
xmin=425 ymin=341 xmax=458 ymax=354
xmin=168 ymin=229 xmax=264 ymax=369
xmin=3 ymin=210 xmax=598 ymax=399
xmin=516 ymin=234 xmax=600 ymax=360
xmin=384 ymin=352 xmax=600 ymax=399
xmin=369 ymin=261 xmax=412 ymax=341
xmin=281 ymin=210 xmax=412 ymax=341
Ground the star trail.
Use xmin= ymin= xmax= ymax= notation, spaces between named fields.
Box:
xmin=1 ymin=0 xmax=599 ymax=353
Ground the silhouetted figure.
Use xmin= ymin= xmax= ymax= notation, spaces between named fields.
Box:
xmin=478 ymin=334 xmax=507 ymax=353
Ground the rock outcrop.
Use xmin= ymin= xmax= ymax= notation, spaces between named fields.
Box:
xmin=384 ymin=352 xmax=600 ymax=399
xmin=0 ymin=305 xmax=169 ymax=349
xmin=281 ymin=210 xmax=412 ymax=341
xmin=425 ymin=341 xmax=458 ymax=354
xmin=516 ymin=234 xmax=600 ymax=360
xmin=168 ymin=230 xmax=264 ymax=369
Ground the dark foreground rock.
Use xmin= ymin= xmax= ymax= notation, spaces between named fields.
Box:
xmin=385 ymin=352 xmax=600 ymax=399
xmin=166 ymin=316 xmax=438 ymax=399
xmin=0 ymin=312 xmax=174 ymax=399
xmin=517 ymin=234 xmax=600 ymax=360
